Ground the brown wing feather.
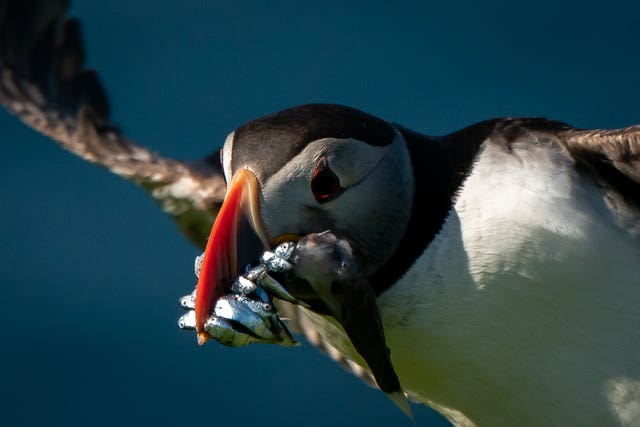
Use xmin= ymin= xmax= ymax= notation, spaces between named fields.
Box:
xmin=563 ymin=126 xmax=640 ymax=184
xmin=0 ymin=0 xmax=225 ymax=247
xmin=454 ymin=118 xmax=640 ymax=206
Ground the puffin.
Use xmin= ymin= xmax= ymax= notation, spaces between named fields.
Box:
xmin=1 ymin=1 xmax=639 ymax=426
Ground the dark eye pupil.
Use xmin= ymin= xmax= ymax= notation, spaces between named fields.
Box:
xmin=311 ymin=160 xmax=343 ymax=203
xmin=312 ymin=170 xmax=339 ymax=197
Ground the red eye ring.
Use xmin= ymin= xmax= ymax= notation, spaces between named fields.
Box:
xmin=311 ymin=157 xmax=344 ymax=203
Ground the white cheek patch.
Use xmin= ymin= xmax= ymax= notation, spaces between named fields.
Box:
xmin=222 ymin=131 xmax=235 ymax=182
xmin=260 ymin=149 xmax=315 ymax=238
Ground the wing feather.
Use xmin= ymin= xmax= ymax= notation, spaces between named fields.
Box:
xmin=0 ymin=0 xmax=226 ymax=247
xmin=563 ymin=126 xmax=640 ymax=184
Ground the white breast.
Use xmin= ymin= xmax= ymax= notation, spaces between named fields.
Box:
xmin=378 ymin=142 xmax=640 ymax=426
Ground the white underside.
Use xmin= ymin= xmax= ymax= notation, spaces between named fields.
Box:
xmin=375 ymin=142 xmax=640 ymax=426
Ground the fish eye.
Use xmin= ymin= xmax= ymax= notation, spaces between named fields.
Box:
xmin=311 ymin=157 xmax=344 ymax=203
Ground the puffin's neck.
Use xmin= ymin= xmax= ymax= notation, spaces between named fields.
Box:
xmin=370 ymin=120 xmax=498 ymax=295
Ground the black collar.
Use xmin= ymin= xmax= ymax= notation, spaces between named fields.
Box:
xmin=369 ymin=121 xmax=498 ymax=295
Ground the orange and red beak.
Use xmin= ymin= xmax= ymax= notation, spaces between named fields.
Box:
xmin=194 ymin=168 xmax=270 ymax=345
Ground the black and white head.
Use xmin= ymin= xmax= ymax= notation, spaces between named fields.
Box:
xmin=194 ymin=104 xmax=414 ymax=337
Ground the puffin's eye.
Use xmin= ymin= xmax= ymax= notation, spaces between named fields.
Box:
xmin=311 ymin=157 xmax=344 ymax=203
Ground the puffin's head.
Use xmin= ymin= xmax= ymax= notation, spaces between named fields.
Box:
xmin=195 ymin=104 xmax=414 ymax=342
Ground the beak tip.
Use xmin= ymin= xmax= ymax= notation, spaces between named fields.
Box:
xmin=197 ymin=332 xmax=210 ymax=346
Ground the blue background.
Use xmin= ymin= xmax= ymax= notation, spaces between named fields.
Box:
xmin=1 ymin=1 xmax=639 ymax=426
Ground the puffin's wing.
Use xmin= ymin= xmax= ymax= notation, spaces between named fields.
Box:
xmin=0 ymin=0 xmax=225 ymax=247
xmin=455 ymin=118 xmax=640 ymax=204
xmin=276 ymin=300 xmax=379 ymax=389
xmin=562 ymin=126 xmax=640 ymax=185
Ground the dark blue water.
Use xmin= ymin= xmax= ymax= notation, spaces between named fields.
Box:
xmin=2 ymin=1 xmax=639 ymax=425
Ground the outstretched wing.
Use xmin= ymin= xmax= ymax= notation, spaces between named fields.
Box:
xmin=455 ymin=118 xmax=640 ymax=207
xmin=562 ymin=126 xmax=640 ymax=184
xmin=556 ymin=125 xmax=640 ymax=212
xmin=0 ymin=0 xmax=226 ymax=247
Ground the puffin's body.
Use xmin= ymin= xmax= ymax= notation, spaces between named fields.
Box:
xmin=375 ymin=133 xmax=640 ymax=425
xmin=244 ymin=112 xmax=640 ymax=426
xmin=2 ymin=2 xmax=639 ymax=426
